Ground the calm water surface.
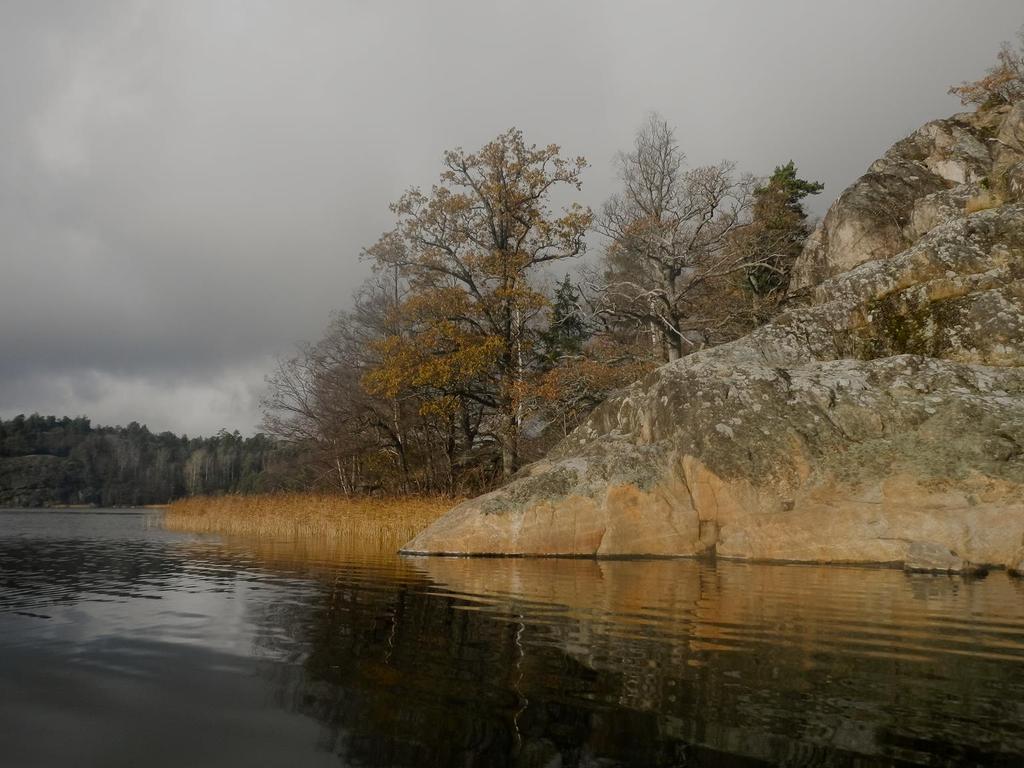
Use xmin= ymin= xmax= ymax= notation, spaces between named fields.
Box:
xmin=2 ymin=509 xmax=1024 ymax=767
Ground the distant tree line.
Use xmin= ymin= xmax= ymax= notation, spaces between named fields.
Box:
xmin=0 ymin=414 xmax=291 ymax=507
xmin=262 ymin=115 xmax=823 ymax=496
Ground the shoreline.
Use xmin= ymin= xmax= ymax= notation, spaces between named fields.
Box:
xmin=0 ymin=504 xmax=169 ymax=511
xmin=8 ymin=498 xmax=1016 ymax=575
xmin=401 ymin=547 xmax=1019 ymax=576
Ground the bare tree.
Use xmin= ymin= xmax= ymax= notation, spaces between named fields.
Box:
xmin=260 ymin=329 xmax=368 ymax=493
xmin=260 ymin=267 xmax=485 ymax=495
xmin=596 ymin=113 xmax=755 ymax=362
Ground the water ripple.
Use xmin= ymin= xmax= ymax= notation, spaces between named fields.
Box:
xmin=3 ymin=510 xmax=1024 ymax=766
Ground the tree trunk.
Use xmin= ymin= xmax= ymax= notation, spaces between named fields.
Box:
xmin=499 ymin=412 xmax=519 ymax=479
xmin=664 ymin=269 xmax=684 ymax=362
xmin=666 ymin=336 xmax=681 ymax=362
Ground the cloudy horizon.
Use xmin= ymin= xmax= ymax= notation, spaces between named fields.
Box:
xmin=1 ymin=1 xmax=1020 ymax=436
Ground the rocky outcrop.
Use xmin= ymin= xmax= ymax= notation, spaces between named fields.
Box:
xmin=403 ymin=102 xmax=1024 ymax=569
xmin=406 ymin=354 xmax=1024 ymax=565
xmin=791 ymin=104 xmax=1015 ymax=290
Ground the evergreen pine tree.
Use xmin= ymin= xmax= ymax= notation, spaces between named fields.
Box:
xmin=745 ymin=161 xmax=824 ymax=297
xmin=539 ymin=275 xmax=588 ymax=368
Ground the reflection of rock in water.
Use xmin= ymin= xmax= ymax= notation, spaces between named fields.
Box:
xmin=409 ymin=558 xmax=1024 ymax=765
xmin=245 ymin=549 xmax=1024 ymax=766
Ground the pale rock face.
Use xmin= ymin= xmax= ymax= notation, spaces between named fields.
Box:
xmin=404 ymin=102 xmax=1024 ymax=569
xmin=1009 ymin=546 xmax=1024 ymax=577
xmin=1006 ymin=162 xmax=1024 ymax=201
xmin=906 ymin=183 xmax=981 ymax=241
xmin=917 ymin=121 xmax=991 ymax=184
xmin=995 ymin=102 xmax=1024 ymax=170
xmin=790 ymin=106 xmax=1023 ymax=291
xmin=903 ymin=541 xmax=974 ymax=574
xmin=789 ymin=163 xmax=946 ymax=291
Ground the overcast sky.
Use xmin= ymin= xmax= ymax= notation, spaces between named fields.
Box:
xmin=0 ymin=1 xmax=1020 ymax=435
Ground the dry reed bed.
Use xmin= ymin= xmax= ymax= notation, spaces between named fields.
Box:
xmin=163 ymin=493 xmax=456 ymax=552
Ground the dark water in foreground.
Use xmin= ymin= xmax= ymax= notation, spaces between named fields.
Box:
xmin=2 ymin=511 xmax=1024 ymax=767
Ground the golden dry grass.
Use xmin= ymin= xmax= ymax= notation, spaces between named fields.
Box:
xmin=163 ymin=493 xmax=457 ymax=552
xmin=965 ymin=191 xmax=1001 ymax=214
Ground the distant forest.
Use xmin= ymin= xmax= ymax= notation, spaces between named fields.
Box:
xmin=0 ymin=414 xmax=288 ymax=507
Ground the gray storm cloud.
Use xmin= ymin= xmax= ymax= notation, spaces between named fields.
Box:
xmin=0 ymin=0 xmax=1020 ymax=434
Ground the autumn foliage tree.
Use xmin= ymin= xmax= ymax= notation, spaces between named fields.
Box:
xmin=950 ymin=26 xmax=1024 ymax=107
xmin=363 ymin=129 xmax=592 ymax=477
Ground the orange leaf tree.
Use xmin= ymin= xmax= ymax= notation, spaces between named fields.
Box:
xmin=364 ymin=129 xmax=592 ymax=477
xmin=950 ymin=26 xmax=1024 ymax=107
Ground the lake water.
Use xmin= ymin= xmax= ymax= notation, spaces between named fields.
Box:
xmin=2 ymin=510 xmax=1024 ymax=767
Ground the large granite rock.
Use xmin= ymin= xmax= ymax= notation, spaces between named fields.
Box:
xmin=791 ymin=104 xmax=1016 ymax=290
xmin=903 ymin=541 xmax=981 ymax=574
xmin=403 ymin=103 xmax=1024 ymax=568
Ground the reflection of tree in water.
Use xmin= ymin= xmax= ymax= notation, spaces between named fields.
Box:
xmin=251 ymin=555 xmax=1024 ymax=767
xmin=265 ymin=578 xmax=691 ymax=766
